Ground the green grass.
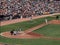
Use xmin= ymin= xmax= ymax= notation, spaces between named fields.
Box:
xmin=33 ymin=24 xmax=60 ymax=37
xmin=0 ymin=15 xmax=60 ymax=45
xmin=0 ymin=16 xmax=55 ymax=33
xmin=0 ymin=36 xmax=60 ymax=45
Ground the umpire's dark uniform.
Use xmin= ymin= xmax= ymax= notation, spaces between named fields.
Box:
xmin=10 ymin=30 xmax=14 ymax=35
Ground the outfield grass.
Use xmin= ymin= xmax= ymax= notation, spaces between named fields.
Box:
xmin=0 ymin=16 xmax=60 ymax=45
xmin=33 ymin=24 xmax=60 ymax=37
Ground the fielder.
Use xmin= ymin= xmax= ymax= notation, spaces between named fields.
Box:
xmin=45 ymin=18 xmax=48 ymax=24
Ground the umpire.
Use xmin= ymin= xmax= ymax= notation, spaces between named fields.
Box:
xmin=10 ymin=30 xmax=14 ymax=35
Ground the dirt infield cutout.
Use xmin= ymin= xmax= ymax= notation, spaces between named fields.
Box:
xmin=0 ymin=31 xmax=43 ymax=39
xmin=0 ymin=20 xmax=60 ymax=39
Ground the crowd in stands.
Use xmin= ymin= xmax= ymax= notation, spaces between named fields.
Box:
xmin=0 ymin=0 xmax=60 ymax=21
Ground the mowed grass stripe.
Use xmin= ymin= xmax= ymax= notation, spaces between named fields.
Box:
xmin=0 ymin=16 xmax=55 ymax=32
xmin=0 ymin=36 xmax=60 ymax=45
xmin=33 ymin=24 xmax=60 ymax=37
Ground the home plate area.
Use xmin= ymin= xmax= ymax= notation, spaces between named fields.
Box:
xmin=0 ymin=31 xmax=43 ymax=39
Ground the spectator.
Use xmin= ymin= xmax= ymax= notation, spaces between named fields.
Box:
xmin=0 ymin=0 xmax=60 ymax=21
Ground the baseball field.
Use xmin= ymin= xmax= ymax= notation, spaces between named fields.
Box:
xmin=0 ymin=15 xmax=60 ymax=45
